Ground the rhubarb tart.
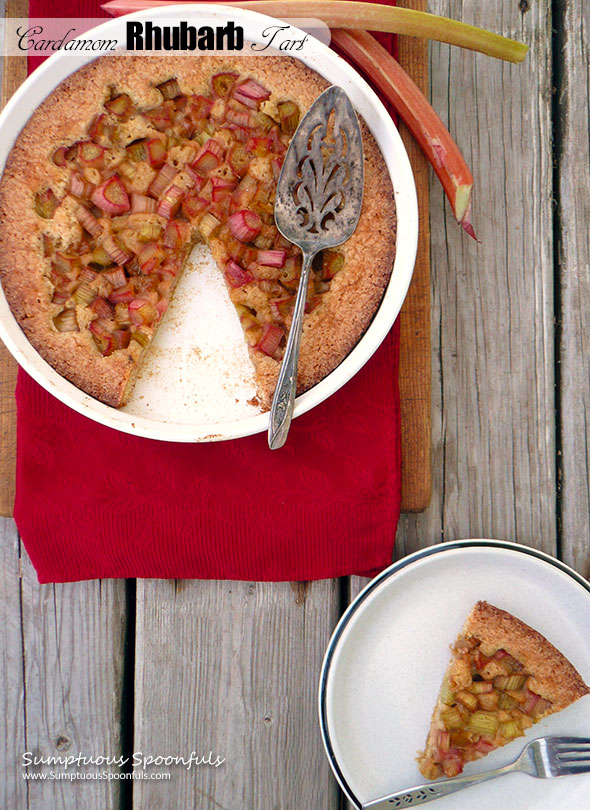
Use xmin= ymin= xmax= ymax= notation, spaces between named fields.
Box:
xmin=417 ymin=601 xmax=590 ymax=780
xmin=0 ymin=53 xmax=396 ymax=409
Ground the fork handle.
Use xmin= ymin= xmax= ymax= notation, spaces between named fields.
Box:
xmin=268 ymin=250 xmax=314 ymax=449
xmin=362 ymin=762 xmax=518 ymax=809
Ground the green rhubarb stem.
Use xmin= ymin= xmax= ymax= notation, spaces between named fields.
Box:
xmin=331 ymin=28 xmax=475 ymax=236
xmin=101 ymin=0 xmax=529 ymax=63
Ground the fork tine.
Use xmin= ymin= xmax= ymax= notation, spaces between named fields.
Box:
xmin=553 ymin=737 xmax=590 ymax=747
xmin=556 ymin=749 xmax=590 ymax=759
xmin=556 ymin=763 xmax=590 ymax=775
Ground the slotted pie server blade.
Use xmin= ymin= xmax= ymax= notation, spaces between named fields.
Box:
xmin=269 ymin=85 xmax=364 ymax=449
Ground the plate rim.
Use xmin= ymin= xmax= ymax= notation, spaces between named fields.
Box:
xmin=318 ymin=538 xmax=590 ymax=809
xmin=0 ymin=3 xmax=418 ymax=442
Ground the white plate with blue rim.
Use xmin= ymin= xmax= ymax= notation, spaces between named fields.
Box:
xmin=319 ymin=539 xmax=590 ymax=810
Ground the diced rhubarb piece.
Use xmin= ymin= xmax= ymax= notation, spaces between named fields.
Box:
xmin=211 ymin=176 xmax=237 ymax=201
xmin=493 ymin=674 xmax=527 ymax=691
xmin=147 ymin=162 xmax=177 ymax=198
xmin=477 ymin=691 xmax=499 ymax=711
xmin=256 ymin=322 xmax=283 ymax=356
xmin=456 ymin=691 xmax=478 ymax=711
xmin=69 ymin=172 xmax=94 ymax=199
xmin=156 ymin=185 xmax=184 ymax=219
xmin=192 ymin=138 xmax=224 ymax=175
xmin=128 ymin=297 xmax=157 ymax=326
xmin=156 ymin=78 xmax=181 ymax=100
xmin=497 ymin=691 xmax=518 ymax=710
xmin=255 ymin=111 xmax=276 ymax=132
xmin=73 ymin=281 xmax=96 ymax=307
xmin=190 ymin=94 xmax=213 ymax=120
xmin=225 ymin=259 xmax=253 ymax=288
xmin=225 ymin=106 xmax=250 ymax=128
xmin=89 ymin=245 xmax=113 ymax=267
xmin=77 ymin=140 xmax=106 ymax=167
xmin=163 ymin=220 xmax=190 ymax=250
xmin=212 ymin=72 xmax=239 ymax=98
xmin=144 ymin=100 xmax=174 ymax=131
xmin=522 ymin=690 xmax=542 ymax=715
xmin=182 ymin=195 xmax=209 ymax=220
xmin=441 ymin=707 xmax=464 ymax=731
xmin=269 ymin=296 xmax=294 ymax=320
xmin=53 ymin=308 xmax=79 ymax=332
xmin=499 ymin=720 xmax=523 ymax=740
xmin=34 ymin=189 xmax=59 ymax=219
xmin=227 ymin=142 xmax=251 ymax=177
xmin=108 ymin=283 xmax=135 ymax=304
xmin=51 ymin=146 xmax=69 ymax=167
xmin=137 ymin=221 xmax=163 ymax=243
xmin=138 ymin=242 xmax=165 ymax=274
xmin=75 ymin=205 xmax=103 ymax=237
xmin=102 ymin=235 xmax=131 ymax=266
xmin=91 ymin=297 xmax=115 ymax=319
xmin=105 ymin=93 xmax=133 ymax=118
xmin=257 ymin=249 xmax=286 ymax=268
xmin=467 ymin=711 xmax=498 ymax=738
xmin=102 ymin=267 xmax=126 ymax=289
xmin=117 ymin=160 xmax=137 ymax=181
xmin=197 ymin=212 xmax=220 ymax=238
xmin=277 ymin=100 xmax=300 ymax=135
xmin=229 ymin=209 xmax=261 ymax=242
xmin=473 ymin=739 xmax=496 ymax=755
xmin=91 ymin=175 xmax=130 ymax=215
xmin=87 ymin=112 xmax=111 ymax=140
xmin=130 ymin=192 xmax=157 ymax=214
xmin=145 ymin=138 xmax=167 ymax=168
xmin=126 ymin=139 xmax=147 ymax=162
xmin=321 ymin=250 xmax=345 ymax=280
xmin=470 ymin=681 xmax=494 ymax=694
xmin=232 ymin=78 xmax=271 ymax=109
xmin=112 ymin=329 xmax=132 ymax=350
xmin=183 ymin=164 xmax=205 ymax=191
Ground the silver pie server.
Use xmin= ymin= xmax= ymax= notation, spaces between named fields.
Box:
xmin=268 ymin=85 xmax=364 ymax=449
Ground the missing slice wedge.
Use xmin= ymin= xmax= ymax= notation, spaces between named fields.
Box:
xmin=417 ymin=601 xmax=590 ymax=780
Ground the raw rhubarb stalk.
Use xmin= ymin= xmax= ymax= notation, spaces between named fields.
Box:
xmin=332 ymin=28 xmax=475 ymax=236
xmin=101 ymin=0 xmax=528 ymax=63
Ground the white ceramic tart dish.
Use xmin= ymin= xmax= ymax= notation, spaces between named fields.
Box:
xmin=0 ymin=5 xmax=418 ymax=441
xmin=319 ymin=540 xmax=590 ymax=810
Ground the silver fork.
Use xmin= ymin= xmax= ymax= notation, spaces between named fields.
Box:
xmin=362 ymin=736 xmax=590 ymax=809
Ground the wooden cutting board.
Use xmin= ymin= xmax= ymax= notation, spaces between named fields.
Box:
xmin=0 ymin=0 xmax=431 ymax=517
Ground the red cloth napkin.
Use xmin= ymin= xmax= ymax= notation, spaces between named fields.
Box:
xmin=14 ymin=0 xmax=402 ymax=583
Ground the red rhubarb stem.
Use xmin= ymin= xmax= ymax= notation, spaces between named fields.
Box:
xmin=332 ymin=28 xmax=475 ymax=237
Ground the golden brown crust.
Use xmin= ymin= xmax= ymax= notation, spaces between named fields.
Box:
xmin=465 ymin=601 xmax=589 ymax=710
xmin=0 ymin=53 xmax=396 ymax=409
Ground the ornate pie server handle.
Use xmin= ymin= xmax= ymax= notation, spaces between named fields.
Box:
xmin=268 ymin=251 xmax=315 ymax=449
xmin=362 ymin=761 xmax=519 ymax=809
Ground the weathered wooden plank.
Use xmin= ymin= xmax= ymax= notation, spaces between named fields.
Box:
xmin=17 ymin=548 xmax=127 ymax=810
xmin=555 ymin=0 xmax=590 ymax=579
xmin=1 ymin=516 xmax=127 ymax=810
xmin=397 ymin=0 xmax=556 ymax=558
xmin=398 ymin=0 xmax=432 ymax=513
xmin=0 ymin=518 xmax=27 ymax=808
xmin=133 ymin=579 xmax=340 ymax=810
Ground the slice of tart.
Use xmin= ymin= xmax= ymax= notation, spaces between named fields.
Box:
xmin=0 ymin=53 xmax=396 ymax=409
xmin=417 ymin=601 xmax=590 ymax=780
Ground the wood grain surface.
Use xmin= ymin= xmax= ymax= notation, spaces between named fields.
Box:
xmin=556 ymin=0 xmax=590 ymax=580
xmin=397 ymin=0 xmax=556 ymax=560
xmin=397 ymin=0 xmax=432 ymax=513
